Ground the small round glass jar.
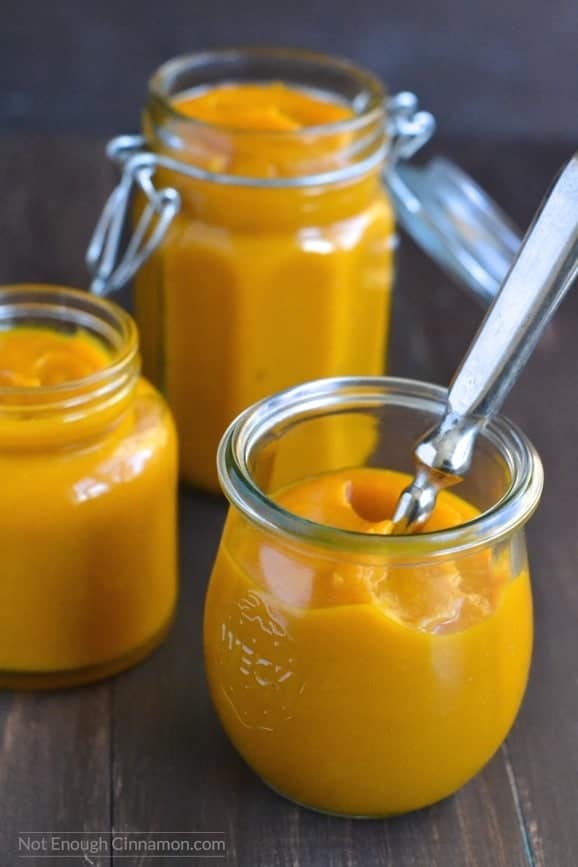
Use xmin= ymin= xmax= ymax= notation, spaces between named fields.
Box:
xmin=0 ymin=286 xmax=178 ymax=689
xmin=204 ymin=376 xmax=543 ymax=817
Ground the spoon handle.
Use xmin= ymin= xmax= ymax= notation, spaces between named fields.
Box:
xmin=449 ymin=153 xmax=578 ymax=420
xmin=412 ymin=152 xmax=578 ymax=483
xmin=392 ymin=153 xmax=578 ymax=533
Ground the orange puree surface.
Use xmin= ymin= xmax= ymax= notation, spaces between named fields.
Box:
xmin=0 ymin=324 xmax=177 ymax=688
xmin=0 ymin=326 xmax=109 ymax=387
xmin=204 ymin=468 xmax=533 ymax=815
xmin=175 ymin=82 xmax=352 ymax=131
xmin=136 ymin=82 xmax=394 ymax=490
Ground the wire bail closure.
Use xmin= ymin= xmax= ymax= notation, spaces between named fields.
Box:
xmin=86 ymin=92 xmax=435 ymax=296
xmin=86 ymin=137 xmax=181 ymax=296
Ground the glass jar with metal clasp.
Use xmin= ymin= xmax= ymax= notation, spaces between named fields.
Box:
xmin=86 ymin=48 xmax=521 ymax=492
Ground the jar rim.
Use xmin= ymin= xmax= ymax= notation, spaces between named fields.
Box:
xmin=0 ymin=285 xmax=139 ymax=412
xmin=218 ymin=376 xmax=544 ymax=558
xmin=148 ymin=46 xmax=387 ymax=138
xmin=145 ymin=47 xmax=389 ymax=190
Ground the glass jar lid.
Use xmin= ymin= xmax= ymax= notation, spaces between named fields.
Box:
xmin=388 ymin=156 xmax=522 ymax=305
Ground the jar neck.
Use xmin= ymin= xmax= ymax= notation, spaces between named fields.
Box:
xmin=143 ymin=48 xmax=388 ymax=206
xmin=147 ymin=168 xmax=387 ymax=231
xmin=0 ymin=286 xmax=140 ymax=450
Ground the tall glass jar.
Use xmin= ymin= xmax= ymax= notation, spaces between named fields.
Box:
xmin=101 ymin=49 xmax=428 ymax=491
xmin=0 ymin=286 xmax=177 ymax=689
xmin=204 ymin=377 xmax=543 ymax=817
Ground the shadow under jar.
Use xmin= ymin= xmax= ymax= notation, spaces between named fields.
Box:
xmin=204 ymin=377 xmax=543 ymax=817
xmin=0 ymin=286 xmax=178 ymax=689
xmin=133 ymin=49 xmax=397 ymax=491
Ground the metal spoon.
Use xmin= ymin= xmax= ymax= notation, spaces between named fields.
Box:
xmin=391 ymin=152 xmax=578 ymax=534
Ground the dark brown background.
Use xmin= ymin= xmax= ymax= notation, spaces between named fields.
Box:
xmin=1 ymin=0 xmax=578 ymax=141
xmin=0 ymin=3 xmax=577 ymax=866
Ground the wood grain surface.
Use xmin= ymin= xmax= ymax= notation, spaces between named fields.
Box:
xmin=0 ymin=135 xmax=576 ymax=866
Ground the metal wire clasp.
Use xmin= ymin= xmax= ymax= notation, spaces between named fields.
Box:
xmin=387 ymin=92 xmax=435 ymax=164
xmin=86 ymin=136 xmax=180 ymax=296
xmin=86 ymin=93 xmax=435 ymax=296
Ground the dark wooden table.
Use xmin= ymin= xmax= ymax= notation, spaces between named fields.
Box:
xmin=0 ymin=135 xmax=576 ymax=867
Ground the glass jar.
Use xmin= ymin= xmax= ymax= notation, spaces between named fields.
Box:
xmin=0 ymin=286 xmax=178 ymax=689
xmin=204 ymin=377 xmax=543 ymax=817
xmin=89 ymin=49 xmax=437 ymax=492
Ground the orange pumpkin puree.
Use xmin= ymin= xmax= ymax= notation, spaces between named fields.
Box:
xmin=175 ymin=82 xmax=352 ymax=132
xmin=204 ymin=467 xmax=532 ymax=815
xmin=0 ymin=326 xmax=110 ymax=386
xmin=136 ymin=82 xmax=394 ymax=489
xmin=0 ymin=326 xmax=177 ymax=688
